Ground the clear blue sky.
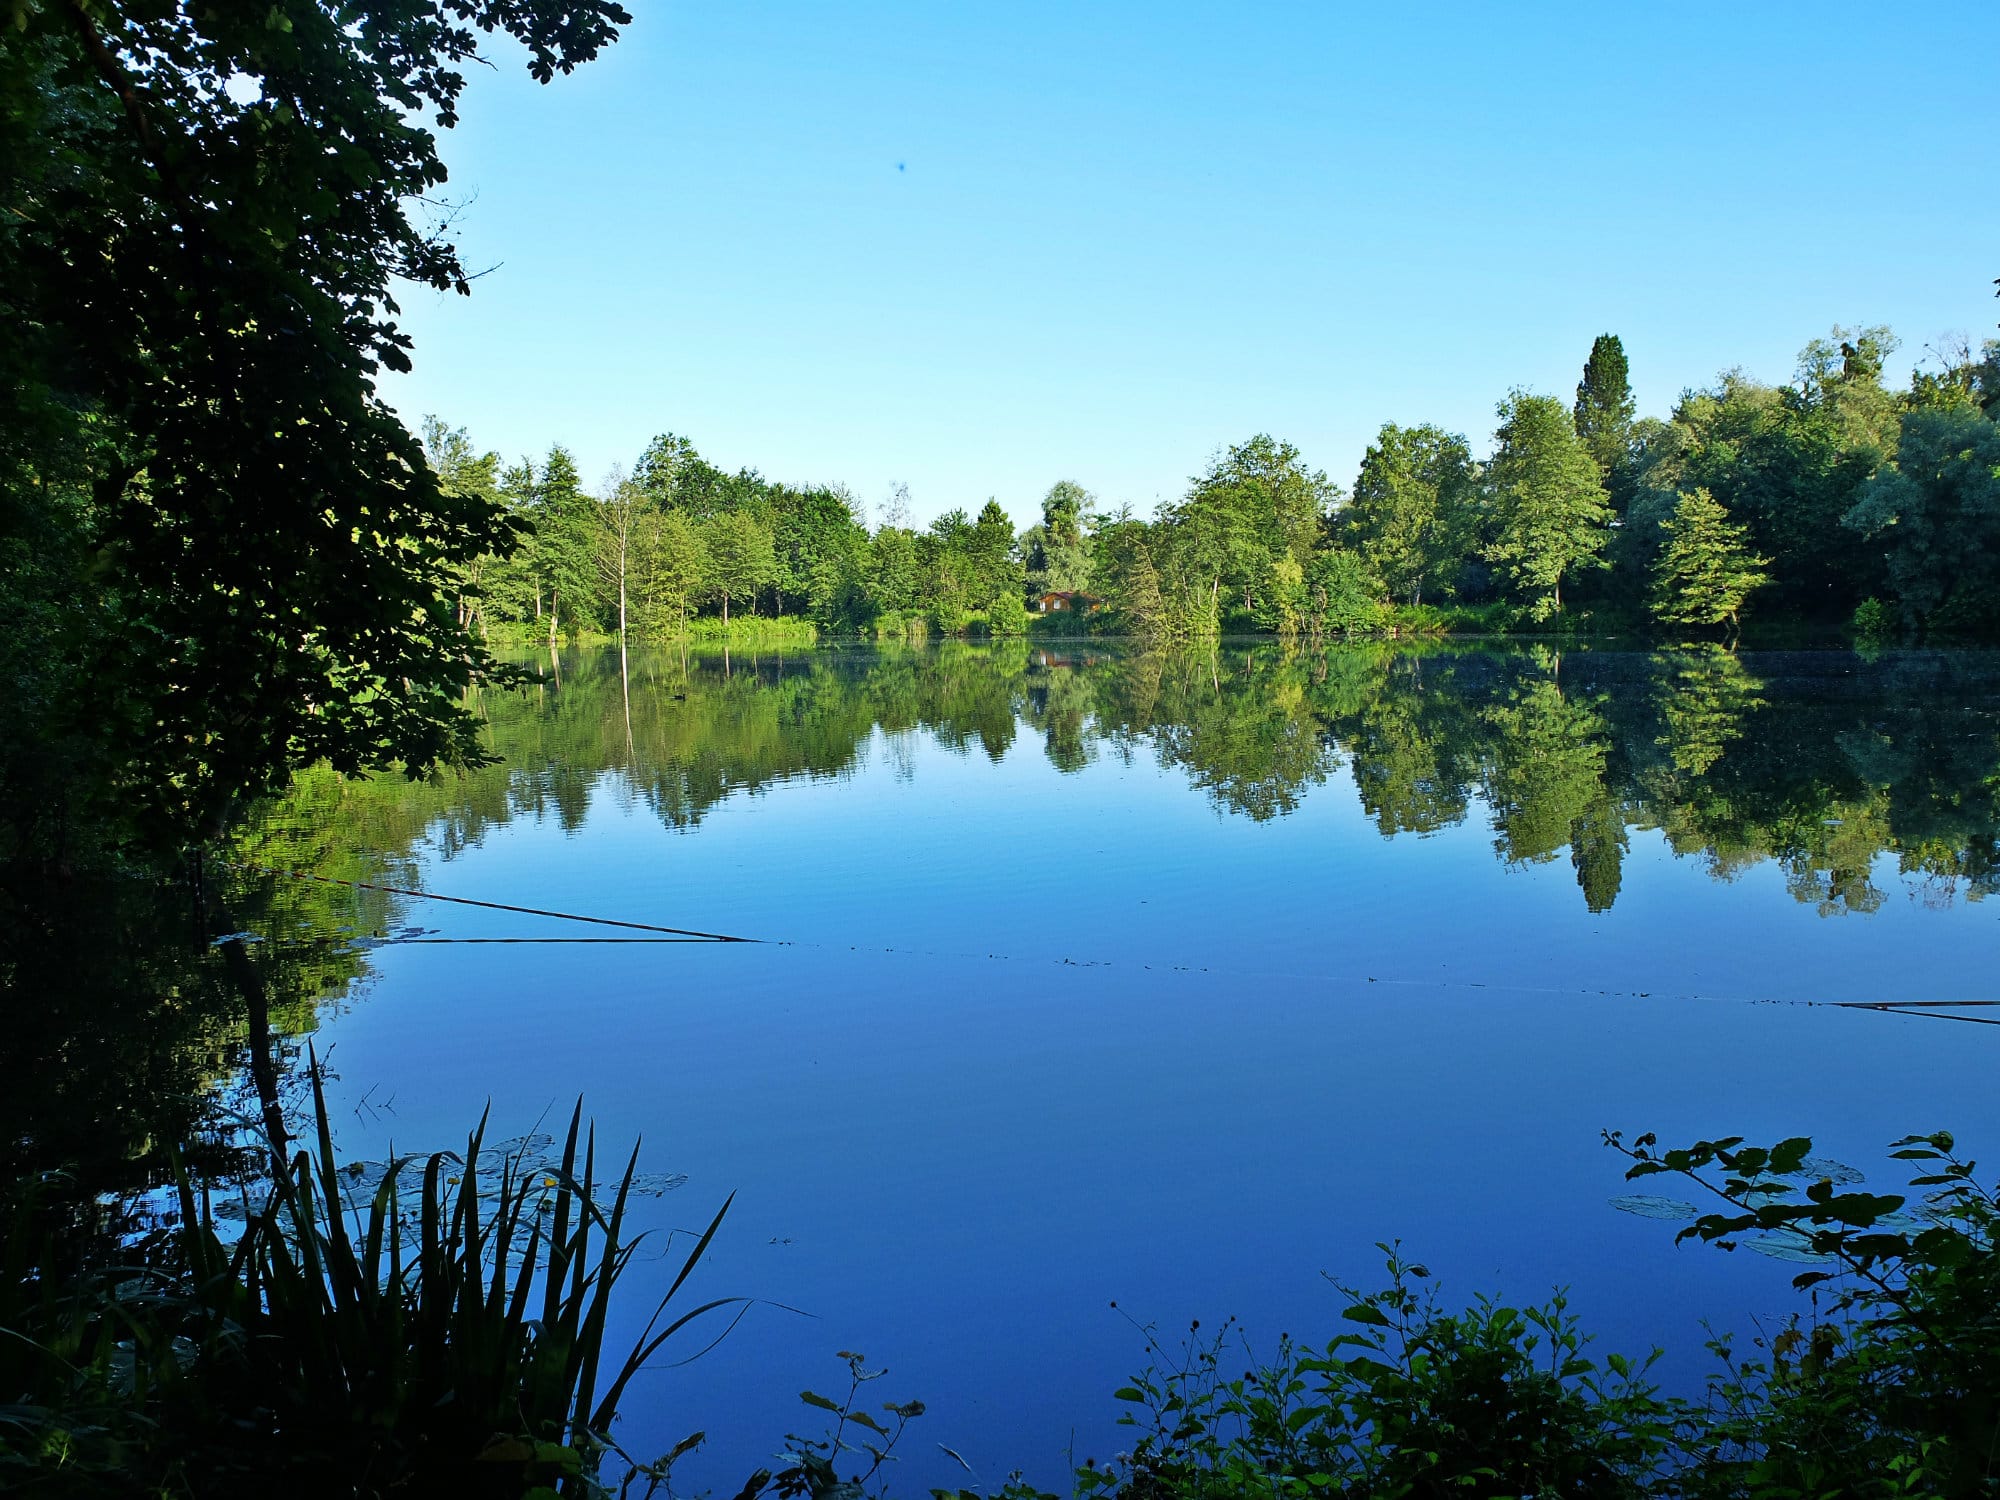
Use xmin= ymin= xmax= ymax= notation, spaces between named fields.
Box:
xmin=383 ymin=0 xmax=1999 ymax=527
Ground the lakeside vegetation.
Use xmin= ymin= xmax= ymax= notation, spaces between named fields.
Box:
xmin=432 ymin=324 xmax=2000 ymax=651
xmin=10 ymin=1106 xmax=1998 ymax=1497
xmin=3 ymin=0 xmax=1998 ymax=1495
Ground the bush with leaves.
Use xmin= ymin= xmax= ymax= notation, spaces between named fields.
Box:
xmin=1071 ymin=1251 xmax=1674 ymax=1500
xmin=1608 ymin=1129 xmax=2000 ymax=1499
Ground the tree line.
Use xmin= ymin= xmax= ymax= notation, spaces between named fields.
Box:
xmin=439 ymin=318 xmax=2000 ymax=650
xmin=424 ymin=423 xmax=1035 ymax=643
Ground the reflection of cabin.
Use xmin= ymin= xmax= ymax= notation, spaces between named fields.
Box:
xmin=1034 ymin=591 xmax=1104 ymax=614
xmin=1032 ymin=649 xmax=1103 ymax=668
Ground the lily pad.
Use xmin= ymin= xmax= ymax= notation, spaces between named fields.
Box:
xmin=625 ymin=1171 xmax=690 ymax=1196
xmin=1608 ymin=1194 xmax=1697 ymax=1220
xmin=1742 ymin=1234 xmax=1836 ymax=1265
xmin=1798 ymin=1156 xmax=1865 ymax=1186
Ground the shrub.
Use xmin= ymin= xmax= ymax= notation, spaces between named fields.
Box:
xmin=1077 ymin=1250 xmax=1672 ymax=1500
xmin=1852 ymin=596 xmax=1896 ymax=644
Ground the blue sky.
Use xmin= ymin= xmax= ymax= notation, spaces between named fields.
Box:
xmin=383 ymin=1 xmax=1999 ymax=527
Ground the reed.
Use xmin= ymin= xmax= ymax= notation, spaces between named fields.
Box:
xmin=1 ymin=1058 xmax=738 ymax=1498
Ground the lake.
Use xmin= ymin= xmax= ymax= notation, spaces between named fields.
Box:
xmin=168 ymin=641 xmax=2000 ymax=1488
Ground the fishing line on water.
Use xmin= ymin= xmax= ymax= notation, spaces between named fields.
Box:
xmin=227 ymin=862 xmax=2000 ymax=1026
xmin=228 ymin=862 xmax=757 ymax=943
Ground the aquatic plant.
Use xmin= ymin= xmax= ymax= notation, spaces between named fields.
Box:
xmin=0 ymin=1061 xmax=738 ymax=1498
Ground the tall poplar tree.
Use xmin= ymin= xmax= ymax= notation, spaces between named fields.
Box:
xmin=1484 ymin=393 xmax=1613 ymax=620
xmin=1574 ymin=334 xmax=1637 ymax=482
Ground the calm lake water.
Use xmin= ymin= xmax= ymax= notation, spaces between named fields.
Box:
xmin=226 ymin=640 xmax=2000 ymax=1489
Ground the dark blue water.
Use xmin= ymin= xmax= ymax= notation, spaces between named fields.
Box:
xmin=254 ymin=642 xmax=2000 ymax=1491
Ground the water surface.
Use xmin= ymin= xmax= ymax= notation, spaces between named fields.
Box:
xmin=234 ymin=641 xmax=2000 ymax=1489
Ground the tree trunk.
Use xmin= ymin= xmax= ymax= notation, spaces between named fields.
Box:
xmin=722 ymin=592 xmax=730 ymax=627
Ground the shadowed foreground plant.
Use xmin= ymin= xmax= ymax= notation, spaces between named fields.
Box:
xmin=1070 ymin=1251 xmax=1673 ymax=1500
xmin=1608 ymin=1128 xmax=2000 ymax=1499
xmin=1 ymin=1057 xmax=740 ymax=1499
xmin=1060 ymin=1133 xmax=2000 ymax=1500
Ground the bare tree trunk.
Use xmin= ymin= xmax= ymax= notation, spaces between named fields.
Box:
xmin=618 ymin=533 xmax=628 ymax=647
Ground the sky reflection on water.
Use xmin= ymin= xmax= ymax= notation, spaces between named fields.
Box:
xmin=255 ymin=642 xmax=2000 ymax=1490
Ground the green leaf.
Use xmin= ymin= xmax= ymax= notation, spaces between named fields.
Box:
xmin=1769 ymin=1137 xmax=1812 ymax=1173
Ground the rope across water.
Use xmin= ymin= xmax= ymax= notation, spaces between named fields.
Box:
xmin=227 ymin=862 xmax=1999 ymax=1024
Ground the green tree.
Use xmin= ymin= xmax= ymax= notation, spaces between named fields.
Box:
xmin=1631 ymin=346 xmax=1891 ymax=618
xmin=1169 ymin=436 xmax=1337 ymax=623
xmin=1097 ymin=519 xmax=1172 ymax=638
xmin=967 ymin=499 xmax=1024 ymax=610
xmin=1845 ymin=406 xmax=2000 ymax=634
xmin=1573 ymin=334 xmax=1637 ymax=483
xmin=770 ymin=485 xmax=868 ymax=621
xmin=637 ymin=510 xmax=708 ymax=636
xmin=1259 ymin=554 xmax=1308 ymax=636
xmin=1024 ymin=480 xmax=1095 ymax=596
xmin=419 ymin=418 xmax=503 ymax=632
xmin=1303 ymin=549 xmax=1385 ymax=638
xmin=1347 ymin=423 xmax=1476 ymax=605
xmin=534 ymin=445 xmax=598 ymax=643
xmin=868 ymin=525 xmax=921 ymax=618
xmin=1650 ymin=488 xmax=1771 ymax=635
xmin=0 ymin=0 xmax=627 ymax=850
xmin=701 ymin=511 xmax=776 ymax=626
xmin=1484 ymin=393 xmax=1613 ymax=620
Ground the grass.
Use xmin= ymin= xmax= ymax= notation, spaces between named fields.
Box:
xmin=0 ymin=1055 xmax=738 ymax=1499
